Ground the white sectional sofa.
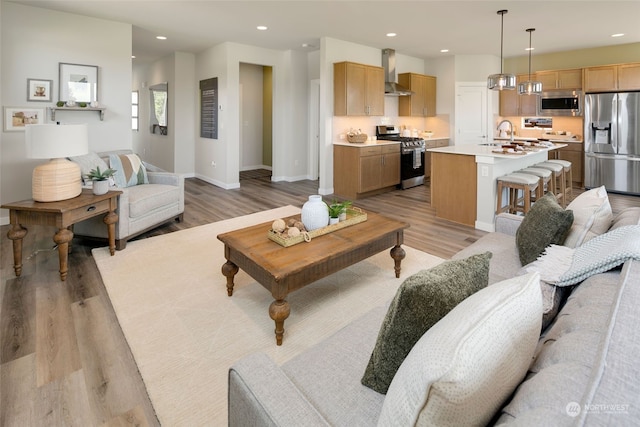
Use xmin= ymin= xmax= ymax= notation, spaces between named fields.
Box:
xmin=228 ymin=201 xmax=640 ymax=426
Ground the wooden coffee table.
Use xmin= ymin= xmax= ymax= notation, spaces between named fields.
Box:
xmin=217 ymin=210 xmax=409 ymax=345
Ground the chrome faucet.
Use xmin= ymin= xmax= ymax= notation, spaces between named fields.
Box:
xmin=497 ymin=119 xmax=515 ymax=143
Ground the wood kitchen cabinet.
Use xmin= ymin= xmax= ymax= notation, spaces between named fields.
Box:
xmin=536 ymin=69 xmax=582 ymax=90
xmin=424 ymin=139 xmax=449 ymax=179
xmin=499 ymin=74 xmax=537 ymax=116
xmin=398 ymin=73 xmax=436 ymax=117
xmin=333 ymin=143 xmax=400 ymax=199
xmin=549 ymin=142 xmax=584 ymax=187
xmin=333 ymin=62 xmax=384 ymax=116
xmin=584 ymin=63 xmax=640 ymax=92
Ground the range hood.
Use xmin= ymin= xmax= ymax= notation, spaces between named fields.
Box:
xmin=382 ymin=48 xmax=413 ymax=96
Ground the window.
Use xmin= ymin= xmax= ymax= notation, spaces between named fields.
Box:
xmin=132 ymin=90 xmax=139 ymax=131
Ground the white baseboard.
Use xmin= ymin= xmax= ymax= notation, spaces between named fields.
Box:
xmin=194 ymin=174 xmax=240 ymax=190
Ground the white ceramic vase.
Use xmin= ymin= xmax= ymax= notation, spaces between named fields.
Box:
xmin=301 ymin=195 xmax=329 ymax=231
xmin=92 ymin=180 xmax=109 ymax=195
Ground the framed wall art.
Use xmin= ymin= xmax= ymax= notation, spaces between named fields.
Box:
xmin=59 ymin=62 xmax=98 ymax=103
xmin=27 ymin=78 xmax=53 ymax=102
xmin=3 ymin=106 xmax=46 ymax=132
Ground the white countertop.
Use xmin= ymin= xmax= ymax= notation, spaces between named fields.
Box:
xmin=333 ymin=140 xmax=400 ymax=147
xmin=334 ymin=135 xmax=449 ymax=147
xmin=427 ymin=142 xmax=566 ymax=159
xmin=495 ymin=136 xmax=583 ymax=143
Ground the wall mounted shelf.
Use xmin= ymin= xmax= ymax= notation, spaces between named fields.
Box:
xmin=49 ymin=106 xmax=106 ymax=121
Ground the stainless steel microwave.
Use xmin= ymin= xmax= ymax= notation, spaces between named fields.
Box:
xmin=537 ymin=91 xmax=583 ymax=116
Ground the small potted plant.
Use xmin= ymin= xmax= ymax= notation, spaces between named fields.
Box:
xmin=327 ymin=199 xmax=352 ymax=224
xmin=86 ymin=166 xmax=116 ymax=195
xmin=327 ymin=202 xmax=342 ymax=225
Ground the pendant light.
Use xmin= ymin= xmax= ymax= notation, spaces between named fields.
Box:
xmin=487 ymin=10 xmax=516 ymax=91
xmin=518 ymin=28 xmax=543 ymax=95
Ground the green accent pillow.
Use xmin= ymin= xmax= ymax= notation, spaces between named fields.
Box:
xmin=516 ymin=192 xmax=574 ymax=266
xmin=361 ymin=252 xmax=492 ymax=394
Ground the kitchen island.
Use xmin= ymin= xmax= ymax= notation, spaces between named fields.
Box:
xmin=428 ymin=143 xmax=565 ymax=232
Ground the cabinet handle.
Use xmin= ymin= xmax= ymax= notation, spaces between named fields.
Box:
xmin=87 ymin=206 xmax=96 ymax=212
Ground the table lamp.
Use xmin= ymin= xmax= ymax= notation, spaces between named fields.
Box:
xmin=25 ymin=123 xmax=89 ymax=202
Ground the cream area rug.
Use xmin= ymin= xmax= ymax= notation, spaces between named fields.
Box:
xmin=92 ymin=206 xmax=444 ymax=426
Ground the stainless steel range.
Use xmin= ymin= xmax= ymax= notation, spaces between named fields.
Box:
xmin=376 ymin=125 xmax=426 ymax=189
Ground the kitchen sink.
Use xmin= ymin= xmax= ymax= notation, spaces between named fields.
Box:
xmin=479 ymin=142 xmax=504 ymax=146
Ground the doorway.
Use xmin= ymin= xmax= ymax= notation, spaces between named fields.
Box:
xmin=239 ymin=63 xmax=273 ymax=182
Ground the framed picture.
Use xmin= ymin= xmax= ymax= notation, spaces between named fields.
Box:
xmin=3 ymin=107 xmax=46 ymax=132
xmin=27 ymin=78 xmax=53 ymax=102
xmin=59 ymin=62 xmax=98 ymax=103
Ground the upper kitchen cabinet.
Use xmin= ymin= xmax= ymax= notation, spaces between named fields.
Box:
xmin=500 ymin=75 xmax=537 ymax=116
xmin=334 ymin=61 xmax=385 ymax=116
xmin=398 ymin=73 xmax=436 ymax=117
xmin=584 ymin=63 xmax=640 ymax=92
xmin=536 ymin=69 xmax=582 ymax=90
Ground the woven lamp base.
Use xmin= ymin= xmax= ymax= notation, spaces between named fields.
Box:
xmin=32 ymin=158 xmax=82 ymax=202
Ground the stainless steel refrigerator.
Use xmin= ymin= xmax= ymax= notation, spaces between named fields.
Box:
xmin=584 ymin=92 xmax=640 ymax=195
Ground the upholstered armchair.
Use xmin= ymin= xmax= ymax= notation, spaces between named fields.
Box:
xmin=71 ymin=150 xmax=184 ymax=250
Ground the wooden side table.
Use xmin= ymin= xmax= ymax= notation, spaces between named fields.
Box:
xmin=1 ymin=189 xmax=121 ymax=281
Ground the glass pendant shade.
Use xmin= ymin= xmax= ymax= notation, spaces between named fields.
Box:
xmin=518 ymin=80 xmax=543 ymax=95
xmin=487 ymin=10 xmax=516 ymax=91
xmin=518 ymin=28 xmax=542 ymax=95
xmin=488 ymin=73 xmax=517 ymax=90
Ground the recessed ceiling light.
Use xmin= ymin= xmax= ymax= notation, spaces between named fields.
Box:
xmin=440 ymin=49 xmax=449 ymax=53
xmin=611 ymin=33 xmax=625 ymax=37
xmin=386 ymin=32 xmax=397 ymax=37
xmin=525 ymin=47 xmax=535 ymax=51
xmin=131 ymin=55 xmax=136 ymax=59
xmin=257 ymin=26 xmax=268 ymax=31
xmin=302 ymin=43 xmax=315 ymax=48
xmin=156 ymin=36 xmax=167 ymax=40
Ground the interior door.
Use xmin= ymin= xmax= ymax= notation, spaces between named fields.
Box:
xmin=455 ymin=83 xmax=488 ymax=145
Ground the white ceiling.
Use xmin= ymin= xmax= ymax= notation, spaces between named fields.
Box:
xmin=10 ymin=1 xmax=640 ymax=64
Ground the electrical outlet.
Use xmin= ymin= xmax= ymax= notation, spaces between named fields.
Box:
xmin=339 ymin=134 xmax=345 ymax=140
xmin=294 ymin=159 xmax=299 ymax=167
xmin=211 ymin=161 xmax=216 ymax=167
xmin=481 ymin=166 xmax=489 ymax=177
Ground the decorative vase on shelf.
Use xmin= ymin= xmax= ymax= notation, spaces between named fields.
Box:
xmin=301 ymin=195 xmax=329 ymax=231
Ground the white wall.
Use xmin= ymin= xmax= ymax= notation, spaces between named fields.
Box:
xmin=1 ymin=2 xmax=132 ymax=224
xmin=194 ymin=42 xmax=309 ymax=189
xmin=131 ymin=51 xmax=196 ymax=174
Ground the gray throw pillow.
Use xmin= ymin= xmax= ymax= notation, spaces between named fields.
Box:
xmin=516 ymin=192 xmax=574 ymax=266
xmin=361 ymin=252 xmax=492 ymax=394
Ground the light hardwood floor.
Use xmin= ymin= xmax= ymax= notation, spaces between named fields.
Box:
xmin=1 ymin=175 xmax=639 ymax=426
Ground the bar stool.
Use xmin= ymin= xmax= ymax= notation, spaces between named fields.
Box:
xmin=519 ymin=167 xmax=552 ymax=201
xmin=546 ymin=159 xmax=573 ymax=203
xmin=535 ymin=161 xmax=566 ymax=207
xmin=496 ymin=173 xmax=540 ymax=215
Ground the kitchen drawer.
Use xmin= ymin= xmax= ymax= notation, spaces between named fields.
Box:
xmin=358 ymin=146 xmax=382 ymax=156
xmin=561 ymin=142 xmax=583 ymax=152
xmin=381 ymin=144 xmax=399 ymax=154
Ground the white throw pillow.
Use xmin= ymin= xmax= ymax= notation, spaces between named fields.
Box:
xmin=69 ymin=151 xmax=109 ymax=184
xmin=377 ymin=272 xmax=542 ymax=427
xmin=563 ymin=185 xmax=612 ymax=248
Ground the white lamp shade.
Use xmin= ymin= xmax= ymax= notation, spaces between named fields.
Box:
xmin=25 ymin=124 xmax=89 ymax=159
